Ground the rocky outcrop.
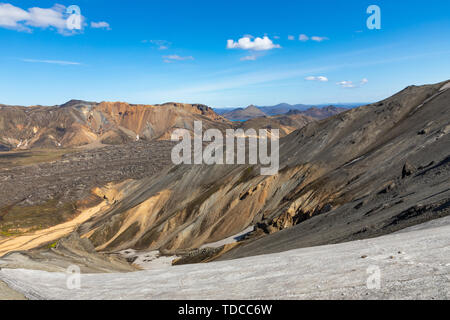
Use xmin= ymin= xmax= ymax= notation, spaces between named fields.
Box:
xmin=402 ymin=161 xmax=416 ymax=178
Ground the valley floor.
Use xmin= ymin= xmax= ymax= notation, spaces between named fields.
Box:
xmin=1 ymin=216 xmax=449 ymax=300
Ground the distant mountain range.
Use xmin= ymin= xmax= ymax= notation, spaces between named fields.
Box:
xmin=0 ymin=100 xmax=345 ymax=150
xmin=0 ymin=98 xmax=364 ymax=151
xmin=258 ymin=103 xmax=310 ymax=115
xmin=0 ymin=100 xmax=230 ymax=150
xmin=218 ymin=103 xmax=352 ymax=121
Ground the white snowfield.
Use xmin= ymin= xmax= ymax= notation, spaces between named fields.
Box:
xmin=1 ymin=217 xmax=449 ymax=300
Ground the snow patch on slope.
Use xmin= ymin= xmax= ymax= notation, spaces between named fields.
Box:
xmin=1 ymin=217 xmax=449 ymax=300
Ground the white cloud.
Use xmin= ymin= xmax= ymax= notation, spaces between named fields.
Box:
xmin=21 ymin=59 xmax=81 ymax=65
xmin=144 ymin=40 xmax=171 ymax=50
xmin=305 ymin=76 xmax=328 ymax=82
xmin=316 ymin=76 xmax=329 ymax=82
xmin=26 ymin=5 xmax=67 ymax=29
xmin=288 ymin=35 xmax=295 ymax=41
xmin=299 ymin=34 xmax=309 ymax=41
xmin=298 ymin=34 xmax=328 ymax=42
xmin=337 ymin=78 xmax=368 ymax=88
xmin=0 ymin=3 xmax=31 ymax=30
xmin=311 ymin=36 xmax=329 ymax=42
xmin=163 ymin=55 xmax=194 ymax=63
xmin=337 ymin=80 xmax=355 ymax=88
xmin=0 ymin=3 xmax=109 ymax=34
xmin=227 ymin=36 xmax=281 ymax=51
xmin=0 ymin=3 xmax=84 ymax=34
xmin=240 ymin=55 xmax=257 ymax=61
xmin=91 ymin=21 xmax=110 ymax=30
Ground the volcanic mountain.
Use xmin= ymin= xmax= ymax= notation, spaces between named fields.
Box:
xmin=221 ymin=104 xmax=348 ymax=121
xmin=0 ymin=100 xmax=318 ymax=150
xmin=222 ymin=105 xmax=267 ymax=121
xmin=258 ymin=103 xmax=310 ymax=115
xmin=0 ymin=80 xmax=449 ymax=271
xmin=1 ymin=80 xmax=448 ymax=262
xmin=82 ymin=80 xmax=450 ymax=258
xmin=0 ymin=101 xmax=230 ymax=150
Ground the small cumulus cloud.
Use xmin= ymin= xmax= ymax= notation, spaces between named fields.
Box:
xmin=143 ymin=40 xmax=171 ymax=50
xmin=288 ymin=35 xmax=295 ymax=41
xmin=299 ymin=34 xmax=309 ymax=41
xmin=337 ymin=78 xmax=368 ymax=88
xmin=91 ymin=21 xmax=110 ymax=30
xmin=311 ymin=36 xmax=329 ymax=42
xmin=337 ymin=80 xmax=355 ymax=88
xmin=163 ymin=55 xmax=194 ymax=63
xmin=296 ymin=34 xmax=328 ymax=42
xmin=227 ymin=36 xmax=281 ymax=51
xmin=305 ymin=76 xmax=329 ymax=82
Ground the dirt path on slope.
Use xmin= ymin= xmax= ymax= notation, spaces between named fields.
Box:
xmin=0 ymin=201 xmax=108 ymax=257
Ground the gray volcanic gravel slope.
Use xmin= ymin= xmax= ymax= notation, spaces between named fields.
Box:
xmin=220 ymin=80 xmax=450 ymax=260
xmin=0 ymin=216 xmax=449 ymax=300
xmin=73 ymin=81 xmax=450 ymax=256
xmin=220 ymin=152 xmax=450 ymax=260
xmin=0 ymin=141 xmax=174 ymax=208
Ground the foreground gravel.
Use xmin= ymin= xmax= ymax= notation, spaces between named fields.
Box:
xmin=0 ymin=280 xmax=26 ymax=300
xmin=0 ymin=217 xmax=449 ymax=300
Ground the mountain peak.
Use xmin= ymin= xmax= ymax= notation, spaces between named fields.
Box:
xmin=223 ymin=104 xmax=266 ymax=120
xmin=59 ymin=99 xmax=96 ymax=108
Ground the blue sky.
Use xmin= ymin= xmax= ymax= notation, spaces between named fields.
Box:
xmin=1 ymin=0 xmax=449 ymax=107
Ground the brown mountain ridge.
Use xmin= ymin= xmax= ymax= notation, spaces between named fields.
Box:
xmin=0 ymin=101 xmax=230 ymax=150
